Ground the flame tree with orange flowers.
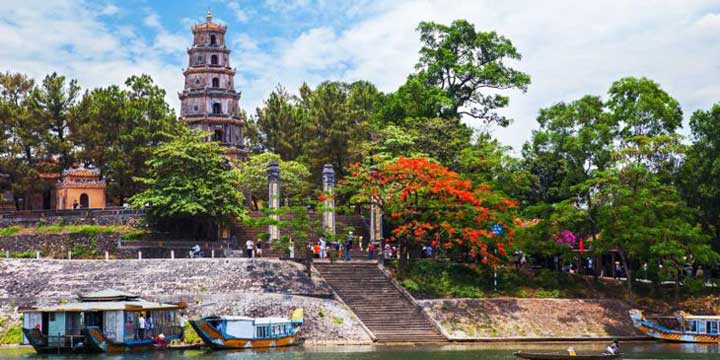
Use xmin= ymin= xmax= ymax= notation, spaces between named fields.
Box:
xmin=342 ymin=157 xmax=520 ymax=273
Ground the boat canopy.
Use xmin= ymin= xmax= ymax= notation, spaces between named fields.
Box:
xmin=25 ymin=300 xmax=181 ymax=313
xmin=212 ymin=316 xmax=293 ymax=324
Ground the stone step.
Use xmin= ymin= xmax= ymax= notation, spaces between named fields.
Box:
xmin=315 ymin=263 xmax=444 ymax=343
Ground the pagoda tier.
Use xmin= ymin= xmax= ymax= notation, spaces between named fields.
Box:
xmin=178 ymin=10 xmax=246 ymax=160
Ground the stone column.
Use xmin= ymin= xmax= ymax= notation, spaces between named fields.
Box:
xmin=267 ymin=161 xmax=280 ymax=243
xmin=322 ymin=164 xmax=336 ymax=236
xmin=369 ymin=167 xmax=383 ymax=247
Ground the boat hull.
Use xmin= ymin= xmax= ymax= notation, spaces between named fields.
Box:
xmin=629 ymin=309 xmax=720 ymax=343
xmin=513 ymin=351 xmax=623 ymax=360
xmin=23 ymin=327 xmax=177 ymax=354
xmin=190 ymin=319 xmax=301 ymax=349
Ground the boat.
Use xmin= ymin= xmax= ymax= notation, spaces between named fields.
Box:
xmin=190 ymin=308 xmax=303 ymax=349
xmin=513 ymin=351 xmax=623 ymax=360
xmin=20 ymin=289 xmax=184 ymax=353
xmin=630 ymin=309 xmax=720 ymax=343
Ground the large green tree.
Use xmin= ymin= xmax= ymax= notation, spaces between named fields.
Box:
xmin=415 ymin=19 xmax=531 ymax=127
xmin=129 ymin=130 xmax=246 ymax=239
xmin=680 ymin=103 xmax=720 ymax=249
xmin=236 ymin=152 xmax=310 ymax=210
xmin=71 ymin=75 xmax=180 ymax=203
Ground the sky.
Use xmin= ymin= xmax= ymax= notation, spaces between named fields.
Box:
xmin=0 ymin=0 xmax=719 ymax=152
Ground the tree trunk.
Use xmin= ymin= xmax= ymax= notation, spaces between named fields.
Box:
xmin=618 ymin=249 xmax=634 ymax=303
xmin=305 ymin=248 xmax=313 ymax=278
xmin=398 ymin=239 xmax=409 ymax=276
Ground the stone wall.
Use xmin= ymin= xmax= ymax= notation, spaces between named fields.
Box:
xmin=0 ymin=258 xmax=371 ymax=343
xmin=0 ymin=212 xmax=141 ymax=228
xmin=0 ymin=233 xmax=119 ymax=258
xmin=419 ymin=298 xmax=642 ymax=340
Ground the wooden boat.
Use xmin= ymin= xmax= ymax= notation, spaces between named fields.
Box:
xmin=21 ymin=289 xmax=183 ymax=354
xmin=513 ymin=351 xmax=623 ymax=360
xmin=190 ymin=308 xmax=303 ymax=349
xmin=630 ymin=309 xmax=720 ymax=343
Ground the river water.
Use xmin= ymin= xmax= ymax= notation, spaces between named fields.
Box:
xmin=1 ymin=342 xmax=718 ymax=359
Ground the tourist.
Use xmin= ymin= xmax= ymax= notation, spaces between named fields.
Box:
xmin=178 ymin=312 xmax=186 ymax=340
xmin=368 ymin=242 xmax=375 ymax=260
xmin=345 ymin=231 xmax=354 ymax=261
xmin=138 ymin=313 xmax=146 ymax=339
xmin=313 ymin=242 xmax=320 ymax=258
xmin=391 ymin=246 xmax=398 ymax=259
xmin=289 ymin=239 xmax=295 ymax=258
xmin=319 ymin=236 xmax=327 ymax=259
xmin=336 ymin=241 xmax=343 ymax=258
xmin=146 ymin=313 xmax=154 ymax=337
xmin=567 ymin=346 xmax=576 ymax=356
xmin=153 ymin=333 xmax=166 ymax=348
xmin=421 ymin=245 xmax=427 ymax=258
xmin=72 ymin=200 xmax=79 ymax=209
xmin=384 ymin=244 xmax=391 ymax=260
xmin=603 ymin=340 xmax=620 ymax=355
xmin=614 ymin=262 xmax=622 ymax=279
xmin=256 ymin=242 xmax=263 ymax=258
xmin=246 ymin=239 xmax=254 ymax=258
xmin=426 ymin=244 xmax=433 ymax=258
xmin=191 ymin=244 xmax=202 ymax=258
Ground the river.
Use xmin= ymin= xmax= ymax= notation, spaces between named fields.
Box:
xmin=1 ymin=342 xmax=718 ymax=359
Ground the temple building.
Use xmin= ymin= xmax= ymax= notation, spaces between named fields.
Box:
xmin=178 ymin=10 xmax=246 ymax=160
xmin=37 ymin=165 xmax=107 ymax=210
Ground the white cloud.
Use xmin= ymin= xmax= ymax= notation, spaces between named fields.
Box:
xmin=227 ymin=1 xmax=249 ymax=22
xmin=143 ymin=13 xmax=162 ymax=29
xmin=99 ymin=4 xmax=120 ymax=16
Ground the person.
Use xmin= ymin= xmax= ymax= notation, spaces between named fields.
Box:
xmin=72 ymin=200 xmax=79 ymax=209
xmin=319 ymin=236 xmax=327 ymax=259
xmin=603 ymin=340 xmax=620 ymax=355
xmin=421 ymin=245 xmax=427 ymax=259
xmin=614 ymin=262 xmax=622 ymax=280
xmin=288 ymin=239 xmax=295 ymax=259
xmin=191 ymin=244 xmax=202 ymax=258
xmin=255 ymin=242 xmax=263 ymax=258
xmin=146 ymin=313 xmax=154 ymax=337
xmin=313 ymin=242 xmax=320 ymax=258
xmin=153 ymin=333 xmax=166 ymax=348
xmin=178 ymin=312 xmax=186 ymax=340
xmin=368 ymin=242 xmax=375 ymax=260
xmin=138 ymin=313 xmax=146 ymax=339
xmin=426 ymin=244 xmax=433 ymax=258
xmin=345 ymin=231 xmax=354 ymax=261
xmin=567 ymin=346 xmax=576 ymax=356
xmin=384 ymin=244 xmax=391 ymax=260
xmin=246 ymin=239 xmax=254 ymax=258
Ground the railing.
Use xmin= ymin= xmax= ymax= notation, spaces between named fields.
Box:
xmin=0 ymin=207 xmax=142 ymax=219
xmin=124 ymin=325 xmax=183 ymax=341
xmin=46 ymin=334 xmax=86 ymax=348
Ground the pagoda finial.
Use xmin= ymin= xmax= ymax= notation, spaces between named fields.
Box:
xmin=206 ymin=7 xmax=213 ymax=23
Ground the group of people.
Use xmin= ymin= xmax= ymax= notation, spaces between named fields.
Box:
xmin=132 ymin=312 xmax=187 ymax=347
xmin=307 ymin=231 xmax=357 ymax=261
xmin=245 ymin=239 xmax=264 ymax=258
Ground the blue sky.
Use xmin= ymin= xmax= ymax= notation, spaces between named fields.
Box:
xmin=1 ymin=1 xmax=719 ymax=151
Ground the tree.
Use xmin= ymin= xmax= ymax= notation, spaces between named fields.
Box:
xmin=343 ymin=157 xmax=519 ymax=272
xmin=29 ymin=72 xmax=80 ymax=169
xmin=415 ymin=20 xmax=530 ymax=128
xmin=253 ymin=85 xmax=308 ymax=160
xmin=680 ymin=103 xmax=720 ymax=250
xmin=71 ymin=75 xmax=181 ymax=203
xmin=237 ymin=153 xmax=311 ymax=210
xmin=129 ymin=130 xmax=246 ymax=239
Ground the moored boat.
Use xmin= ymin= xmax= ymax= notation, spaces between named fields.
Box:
xmin=21 ymin=289 xmax=183 ymax=354
xmin=513 ymin=351 xmax=623 ymax=360
xmin=190 ymin=308 xmax=303 ymax=349
xmin=629 ymin=309 xmax=720 ymax=343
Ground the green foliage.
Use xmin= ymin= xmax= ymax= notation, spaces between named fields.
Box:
xmin=10 ymin=250 xmax=35 ymax=258
xmin=237 ymin=152 xmax=310 ymax=210
xmin=182 ymin=322 xmax=203 ymax=344
xmin=0 ymin=323 xmax=22 ymax=344
xmin=120 ymin=229 xmax=147 ymax=241
xmin=34 ymin=224 xmax=124 ymax=235
xmin=0 ymin=226 xmax=20 ymax=236
xmin=416 ymin=20 xmax=531 ymax=128
xmin=129 ymin=130 xmax=246 ymax=233
xmin=332 ymin=316 xmax=344 ymax=325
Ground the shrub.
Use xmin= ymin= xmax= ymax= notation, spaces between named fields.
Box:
xmin=121 ymin=229 xmax=146 ymax=241
xmin=401 ymin=279 xmax=421 ymax=293
xmin=11 ymin=250 xmax=35 ymax=258
xmin=0 ymin=227 xmax=20 ymax=236
xmin=0 ymin=324 xmax=22 ymax=344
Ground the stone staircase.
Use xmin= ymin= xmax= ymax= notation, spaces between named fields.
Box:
xmin=314 ymin=262 xmax=446 ymax=343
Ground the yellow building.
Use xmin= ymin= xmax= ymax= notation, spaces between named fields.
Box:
xmin=55 ymin=166 xmax=107 ymax=209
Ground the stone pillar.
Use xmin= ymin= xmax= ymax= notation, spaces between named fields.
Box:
xmin=322 ymin=164 xmax=336 ymax=236
xmin=267 ymin=161 xmax=280 ymax=243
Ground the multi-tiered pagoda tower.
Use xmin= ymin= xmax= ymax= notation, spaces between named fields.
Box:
xmin=179 ymin=11 xmax=245 ymax=159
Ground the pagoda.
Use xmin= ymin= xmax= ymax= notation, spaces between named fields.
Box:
xmin=179 ymin=10 xmax=245 ymax=159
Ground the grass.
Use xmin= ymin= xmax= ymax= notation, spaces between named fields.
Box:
xmin=120 ymin=229 xmax=147 ymax=241
xmin=332 ymin=316 xmax=344 ymax=325
xmin=0 ymin=226 xmax=21 ymax=236
xmin=0 ymin=324 xmax=22 ymax=344
xmin=396 ymin=259 xmax=596 ymax=299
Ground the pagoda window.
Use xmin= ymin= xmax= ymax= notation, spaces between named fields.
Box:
xmin=210 ymin=34 xmax=217 ymax=45
xmin=211 ymin=55 xmax=218 ymax=65
xmin=213 ymin=129 xmax=224 ymax=143
xmin=212 ymin=78 xmax=220 ymax=88
xmin=212 ymin=103 xmax=222 ymax=114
